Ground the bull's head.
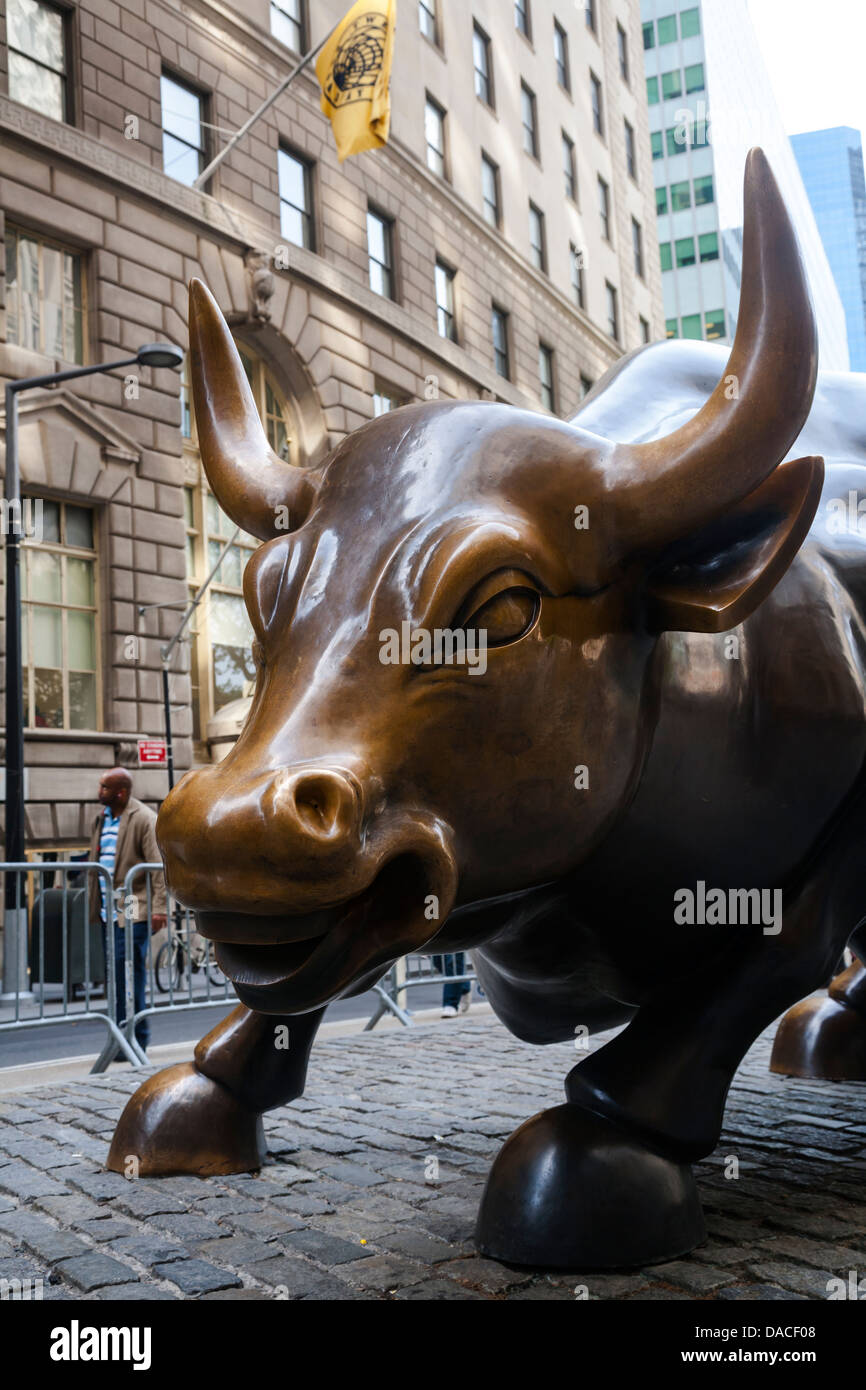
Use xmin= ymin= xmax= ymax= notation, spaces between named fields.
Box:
xmin=158 ymin=149 xmax=823 ymax=1014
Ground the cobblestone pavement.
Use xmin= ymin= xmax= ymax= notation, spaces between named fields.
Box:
xmin=0 ymin=1012 xmax=864 ymax=1301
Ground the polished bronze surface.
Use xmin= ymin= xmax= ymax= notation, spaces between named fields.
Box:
xmin=108 ymin=148 xmax=866 ymax=1268
xmin=770 ymin=959 xmax=866 ymax=1081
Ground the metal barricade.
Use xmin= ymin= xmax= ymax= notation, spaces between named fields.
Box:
xmin=364 ymin=951 xmax=477 ymax=1029
xmin=0 ymin=860 xmax=142 ymax=1069
xmin=1 ymin=857 xmax=473 ymax=1059
xmin=110 ymin=862 xmax=234 ymax=1067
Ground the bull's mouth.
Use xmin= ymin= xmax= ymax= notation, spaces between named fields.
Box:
xmin=201 ymin=851 xmax=455 ymax=1015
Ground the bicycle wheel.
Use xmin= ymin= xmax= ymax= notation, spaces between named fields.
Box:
xmin=206 ymin=947 xmax=227 ymax=989
xmin=155 ymin=939 xmax=182 ymax=993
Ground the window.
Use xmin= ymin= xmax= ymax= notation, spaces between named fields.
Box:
xmin=624 ymin=120 xmax=637 ymax=180
xmin=239 ymin=346 xmax=292 ymax=462
xmin=161 ymin=72 xmax=207 ymax=186
xmin=481 ymin=153 xmax=500 ymax=227
xmin=515 ymin=0 xmax=531 ymax=39
xmin=492 ymin=305 xmax=510 ymax=378
xmin=528 ymin=202 xmax=547 ymax=273
xmin=681 ymin=313 xmax=702 ymax=340
xmin=666 ymin=126 xmax=684 ymax=157
xmin=692 ymin=119 xmax=710 ymax=148
xmin=23 ymin=501 xmax=98 ymax=731
xmin=646 ymin=76 xmax=659 ymax=105
xmin=586 ymin=0 xmax=597 ymax=33
xmin=655 ymin=185 xmax=668 ymax=214
xmin=640 ymin=316 xmax=651 ymax=343
xmin=570 ymin=243 xmax=585 ymax=309
xmin=278 ymin=148 xmax=314 ymax=250
xmin=7 ymin=0 xmax=68 ymax=121
xmin=270 ymin=0 xmax=304 ymax=51
xmin=680 ymin=7 xmax=701 ymax=38
xmin=699 ymin=231 xmax=719 ymax=262
xmin=642 ymin=20 xmax=655 ymax=49
xmin=666 ymin=318 xmax=678 ymax=338
xmin=685 ymin=63 xmax=705 ymax=94
xmin=4 ymin=225 xmax=84 ymax=362
xmin=473 ymin=23 xmax=493 ymax=107
xmin=580 ymin=374 xmax=593 ymax=398
xmin=675 ymin=236 xmax=696 ymax=268
xmin=521 ymin=82 xmax=538 ymax=157
xmin=590 ymin=71 xmax=604 ymax=136
xmin=605 ymin=282 xmax=619 ymax=342
xmin=538 ymin=343 xmax=555 ymax=411
xmin=562 ymin=132 xmax=577 ymax=200
xmin=181 ymin=354 xmax=193 ymax=441
xmin=373 ymin=387 xmax=406 ymax=416
xmin=598 ymin=176 xmax=611 ymax=242
xmin=434 ymin=259 xmax=456 ymax=340
xmin=617 ymin=23 xmax=629 ymax=82
xmin=694 ymin=174 xmax=715 ymax=206
xmin=661 ymin=70 xmax=682 ymax=100
xmin=705 ymin=308 xmax=726 ymax=340
xmin=659 ymin=241 xmax=673 ymax=272
xmin=650 ymin=131 xmax=663 ymax=160
xmin=632 ymin=218 xmax=644 ymax=279
xmin=418 ymin=0 xmax=438 ymax=45
xmin=367 ymin=207 xmax=395 ymax=298
xmin=195 ymin=492 xmax=259 ymax=727
xmin=554 ymin=20 xmax=570 ymax=92
xmin=657 ymin=13 xmax=677 ymax=43
xmin=670 ymin=179 xmax=691 ymax=211
xmin=425 ymin=96 xmax=446 ymax=177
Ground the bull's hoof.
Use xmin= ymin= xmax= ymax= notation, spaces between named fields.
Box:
xmin=770 ymin=993 xmax=866 ymax=1081
xmin=107 ymin=1061 xmax=265 ymax=1177
xmin=475 ymin=1103 xmax=705 ymax=1270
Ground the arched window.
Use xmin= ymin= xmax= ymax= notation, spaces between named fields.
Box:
xmin=181 ymin=342 xmax=296 ymax=753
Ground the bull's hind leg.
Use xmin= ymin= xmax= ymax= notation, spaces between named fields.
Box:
xmin=107 ymin=1005 xmax=324 ymax=1176
xmin=771 ymin=925 xmax=866 ymax=1079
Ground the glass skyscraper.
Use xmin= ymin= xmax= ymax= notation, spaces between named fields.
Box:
xmin=641 ymin=0 xmax=850 ymax=369
xmin=792 ymin=127 xmax=866 ymax=373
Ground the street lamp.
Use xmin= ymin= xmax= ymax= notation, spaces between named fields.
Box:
xmin=1 ymin=342 xmax=183 ymax=1000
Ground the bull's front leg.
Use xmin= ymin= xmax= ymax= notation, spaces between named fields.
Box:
xmin=107 ymin=1005 xmax=325 ymax=1177
xmin=476 ymin=873 xmax=844 ymax=1269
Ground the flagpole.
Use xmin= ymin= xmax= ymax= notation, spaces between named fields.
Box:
xmin=192 ymin=18 xmax=343 ymax=191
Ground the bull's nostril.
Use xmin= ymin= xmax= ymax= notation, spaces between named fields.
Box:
xmin=291 ymin=771 xmax=355 ymax=843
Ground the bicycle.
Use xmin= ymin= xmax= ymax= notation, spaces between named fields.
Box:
xmin=154 ymin=918 xmax=227 ymax=993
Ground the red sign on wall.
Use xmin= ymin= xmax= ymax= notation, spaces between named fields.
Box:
xmin=138 ymin=739 xmax=167 ymax=766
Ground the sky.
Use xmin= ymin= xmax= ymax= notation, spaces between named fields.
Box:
xmin=747 ymin=0 xmax=866 ymax=145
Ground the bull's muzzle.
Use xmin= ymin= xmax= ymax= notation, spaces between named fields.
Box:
xmin=156 ymin=760 xmax=458 ymax=1014
xmin=156 ymin=762 xmax=366 ymax=917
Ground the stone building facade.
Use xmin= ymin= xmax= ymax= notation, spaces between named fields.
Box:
xmin=0 ymin=0 xmax=662 ymax=868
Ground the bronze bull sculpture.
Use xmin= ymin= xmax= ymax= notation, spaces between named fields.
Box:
xmin=108 ymin=149 xmax=866 ymax=1269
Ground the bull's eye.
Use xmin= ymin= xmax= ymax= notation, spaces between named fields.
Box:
xmin=456 ymin=569 xmax=541 ymax=649
xmin=464 ymin=587 xmax=539 ymax=646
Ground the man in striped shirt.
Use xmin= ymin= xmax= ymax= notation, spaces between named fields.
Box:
xmin=89 ymin=769 xmax=166 ymax=1056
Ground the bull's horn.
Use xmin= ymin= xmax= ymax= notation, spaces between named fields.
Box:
xmin=610 ymin=148 xmax=818 ymax=558
xmin=188 ymin=278 xmax=318 ymax=539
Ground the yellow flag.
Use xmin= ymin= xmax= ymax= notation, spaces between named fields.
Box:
xmin=316 ymin=0 xmax=396 ymax=162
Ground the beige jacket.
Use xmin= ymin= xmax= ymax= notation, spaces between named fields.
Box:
xmin=88 ymin=796 xmax=167 ymax=923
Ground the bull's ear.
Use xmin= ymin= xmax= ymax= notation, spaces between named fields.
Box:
xmin=644 ymin=455 xmax=824 ymax=634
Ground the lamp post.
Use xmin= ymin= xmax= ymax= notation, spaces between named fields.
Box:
xmin=1 ymin=342 xmax=184 ymax=1000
